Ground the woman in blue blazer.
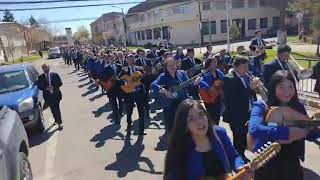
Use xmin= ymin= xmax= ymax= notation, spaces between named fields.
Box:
xmin=164 ymin=99 xmax=250 ymax=180
xmin=249 ymin=70 xmax=320 ymax=180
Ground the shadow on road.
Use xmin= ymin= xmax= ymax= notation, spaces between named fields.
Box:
xmin=67 ymin=70 xmax=77 ymax=75
xmin=304 ymin=168 xmax=320 ymax=180
xmin=90 ymin=124 xmax=125 ymax=148
xmin=154 ymin=132 xmax=168 ymax=151
xmin=89 ymin=92 xmax=106 ymax=101
xmin=81 ymin=87 xmax=99 ymax=97
xmin=92 ymin=102 xmax=112 ymax=118
xmin=105 ymin=134 xmax=162 ymax=177
xmin=78 ymin=76 xmax=89 ymax=82
xmin=78 ymin=81 xmax=91 ymax=88
xmin=28 ymin=124 xmax=60 ymax=148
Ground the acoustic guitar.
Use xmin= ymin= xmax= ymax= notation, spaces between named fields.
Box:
xmin=120 ymin=71 xmax=143 ymax=93
xmin=247 ymin=106 xmax=320 ymax=151
xmin=227 ymin=142 xmax=281 ymax=180
xmin=199 ymin=79 xmax=224 ymax=104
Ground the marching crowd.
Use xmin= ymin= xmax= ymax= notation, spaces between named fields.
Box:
xmin=49 ymin=30 xmax=320 ymax=180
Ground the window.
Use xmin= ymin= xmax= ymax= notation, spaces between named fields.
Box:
xmin=210 ymin=21 xmax=217 ymax=34
xmin=248 ymin=19 xmax=256 ymax=30
xmin=202 ymin=22 xmax=209 ymax=35
xmin=202 ymin=1 xmax=211 ymax=11
xmin=221 ymin=20 xmax=228 ymax=33
xmin=146 ymin=29 xmax=153 ymax=40
xmin=172 ymin=5 xmax=185 ymax=14
xmin=153 ymin=11 xmax=161 ymax=18
xmin=260 ymin=17 xmax=268 ymax=28
xmin=26 ymin=68 xmax=38 ymax=83
xmin=201 ymin=21 xmax=216 ymax=35
xmin=153 ymin=27 xmax=161 ymax=39
xmin=232 ymin=0 xmax=245 ymax=8
xmin=162 ymin=26 xmax=170 ymax=40
xmin=273 ymin=16 xmax=280 ymax=29
xmin=248 ymin=0 xmax=257 ymax=8
xmin=141 ymin=30 xmax=145 ymax=40
xmin=215 ymin=1 xmax=226 ymax=9
xmin=139 ymin=14 xmax=145 ymax=22
xmin=137 ymin=31 xmax=141 ymax=41
xmin=260 ymin=0 xmax=268 ymax=7
xmin=147 ymin=12 xmax=152 ymax=20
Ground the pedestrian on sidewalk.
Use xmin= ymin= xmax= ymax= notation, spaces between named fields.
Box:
xmin=37 ymin=63 xmax=63 ymax=129
xmin=38 ymin=49 xmax=43 ymax=59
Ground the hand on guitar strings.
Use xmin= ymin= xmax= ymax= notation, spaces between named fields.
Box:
xmin=159 ymin=88 xmax=174 ymax=98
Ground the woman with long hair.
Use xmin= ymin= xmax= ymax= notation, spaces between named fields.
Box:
xmin=164 ymin=99 xmax=249 ymax=180
xmin=249 ymin=70 xmax=320 ymax=180
xmin=151 ymin=57 xmax=191 ymax=133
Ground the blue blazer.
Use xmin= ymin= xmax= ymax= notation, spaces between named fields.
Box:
xmin=168 ymin=126 xmax=245 ymax=180
xmin=249 ymin=101 xmax=320 ymax=161
xmin=151 ymin=70 xmax=189 ymax=108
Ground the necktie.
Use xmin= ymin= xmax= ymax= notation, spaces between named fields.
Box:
xmin=131 ymin=67 xmax=134 ymax=75
xmin=191 ymin=58 xmax=195 ymax=66
xmin=46 ymin=73 xmax=51 ymax=86
xmin=142 ymin=58 xmax=146 ymax=66
xmin=112 ymin=64 xmax=116 ymax=73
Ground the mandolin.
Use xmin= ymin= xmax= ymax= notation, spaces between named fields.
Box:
xmin=227 ymin=142 xmax=281 ymax=180
xmin=198 ymin=79 xmax=224 ymax=104
xmin=120 ymin=71 xmax=143 ymax=93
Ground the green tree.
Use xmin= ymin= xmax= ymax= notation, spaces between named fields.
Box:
xmin=74 ymin=26 xmax=90 ymax=42
xmin=29 ymin=15 xmax=39 ymax=27
xmin=229 ymin=22 xmax=240 ymax=41
xmin=2 ymin=9 xmax=15 ymax=22
xmin=286 ymin=0 xmax=310 ymax=14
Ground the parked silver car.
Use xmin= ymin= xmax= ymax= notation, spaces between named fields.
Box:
xmin=48 ymin=47 xmax=61 ymax=59
xmin=0 ymin=106 xmax=33 ymax=180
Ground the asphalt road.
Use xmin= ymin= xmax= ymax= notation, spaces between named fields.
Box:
xmin=28 ymin=58 xmax=320 ymax=180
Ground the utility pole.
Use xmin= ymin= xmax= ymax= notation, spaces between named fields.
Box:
xmin=226 ymin=0 xmax=230 ymax=51
xmin=112 ymin=6 xmax=127 ymax=47
xmin=197 ymin=0 xmax=203 ymax=45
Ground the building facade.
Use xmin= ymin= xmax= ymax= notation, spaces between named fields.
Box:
xmin=0 ymin=22 xmax=27 ymax=63
xmin=90 ymin=12 xmax=126 ymax=45
xmin=126 ymin=0 xmax=281 ymax=46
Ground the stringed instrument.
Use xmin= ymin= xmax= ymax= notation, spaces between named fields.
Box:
xmin=120 ymin=71 xmax=143 ymax=93
xmin=199 ymin=79 xmax=224 ymax=104
xmin=228 ymin=142 xmax=281 ymax=180
xmin=247 ymin=106 xmax=320 ymax=151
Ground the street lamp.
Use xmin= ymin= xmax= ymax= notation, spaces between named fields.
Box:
xmin=111 ymin=6 xmax=127 ymax=47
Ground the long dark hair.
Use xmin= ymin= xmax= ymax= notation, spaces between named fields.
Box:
xmin=164 ymin=99 xmax=214 ymax=180
xmin=267 ymin=70 xmax=299 ymax=108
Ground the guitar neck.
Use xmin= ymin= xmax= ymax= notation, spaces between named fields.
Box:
xmin=172 ymin=70 xmax=207 ymax=92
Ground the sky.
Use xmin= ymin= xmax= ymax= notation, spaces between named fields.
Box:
xmin=0 ymin=0 xmax=140 ymax=35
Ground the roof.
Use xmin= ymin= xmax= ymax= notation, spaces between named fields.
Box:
xmin=90 ymin=12 xmax=123 ymax=26
xmin=0 ymin=63 xmax=32 ymax=73
xmin=127 ymin=0 xmax=189 ymax=15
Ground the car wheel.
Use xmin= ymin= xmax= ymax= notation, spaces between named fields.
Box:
xmin=35 ymin=104 xmax=45 ymax=133
xmin=17 ymin=152 xmax=33 ymax=180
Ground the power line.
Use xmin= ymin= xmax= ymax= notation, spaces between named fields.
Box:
xmin=0 ymin=0 xmax=133 ymax=5
xmin=0 ymin=1 xmax=142 ymax=11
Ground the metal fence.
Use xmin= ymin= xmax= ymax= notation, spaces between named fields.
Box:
xmin=295 ymin=57 xmax=319 ymax=96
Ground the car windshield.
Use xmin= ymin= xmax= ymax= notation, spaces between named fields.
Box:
xmin=49 ymin=48 xmax=59 ymax=53
xmin=0 ymin=70 xmax=29 ymax=94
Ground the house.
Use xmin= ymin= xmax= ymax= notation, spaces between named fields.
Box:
xmin=90 ymin=12 xmax=126 ymax=45
xmin=52 ymin=35 xmax=68 ymax=47
xmin=126 ymin=0 xmax=281 ymax=46
xmin=0 ymin=22 xmax=27 ymax=63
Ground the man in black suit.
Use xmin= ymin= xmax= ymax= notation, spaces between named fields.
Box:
xmin=203 ymin=45 xmax=213 ymax=60
xmin=146 ymin=45 xmax=159 ymax=61
xmin=263 ymin=44 xmax=297 ymax=86
xmin=118 ymin=54 xmax=146 ymax=136
xmin=250 ymin=30 xmax=267 ymax=48
xmin=181 ymin=48 xmax=202 ymax=72
xmin=181 ymin=48 xmax=202 ymax=99
xmin=102 ymin=53 xmax=123 ymax=123
xmin=135 ymin=49 xmax=152 ymax=117
xmin=115 ymin=51 xmax=128 ymax=67
xmin=37 ymin=63 xmax=63 ymax=129
xmin=223 ymin=56 xmax=258 ymax=161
